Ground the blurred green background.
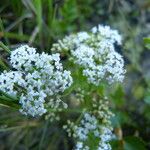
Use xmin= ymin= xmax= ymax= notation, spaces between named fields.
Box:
xmin=0 ymin=0 xmax=150 ymax=149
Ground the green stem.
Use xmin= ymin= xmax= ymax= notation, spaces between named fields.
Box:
xmin=75 ymin=109 xmax=86 ymax=125
xmin=0 ymin=58 xmax=9 ymax=70
xmin=0 ymin=90 xmax=18 ymax=101
xmin=0 ymin=18 xmax=10 ymax=46
xmin=0 ymin=121 xmax=40 ymax=132
xmin=0 ymin=41 xmax=11 ymax=54
xmin=47 ymin=108 xmax=83 ymax=113
xmin=0 ymin=98 xmax=20 ymax=109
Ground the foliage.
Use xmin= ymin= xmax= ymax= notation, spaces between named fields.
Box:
xmin=0 ymin=0 xmax=150 ymax=150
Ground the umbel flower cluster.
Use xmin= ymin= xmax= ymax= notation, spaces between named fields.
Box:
xmin=0 ymin=45 xmax=73 ymax=116
xmin=74 ymin=113 xmax=112 ymax=150
xmin=63 ymin=97 xmax=114 ymax=150
xmin=52 ymin=25 xmax=126 ymax=85
xmin=0 ymin=24 xmax=125 ymax=150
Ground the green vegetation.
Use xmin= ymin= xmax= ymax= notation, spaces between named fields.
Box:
xmin=0 ymin=0 xmax=150 ymax=149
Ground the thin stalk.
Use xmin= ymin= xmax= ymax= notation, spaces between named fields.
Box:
xmin=0 ymin=58 xmax=8 ymax=70
xmin=38 ymin=121 xmax=49 ymax=150
xmin=0 ymin=41 xmax=11 ymax=54
xmin=1 ymin=32 xmax=30 ymax=41
xmin=47 ymin=108 xmax=83 ymax=113
xmin=0 ymin=98 xmax=20 ymax=109
xmin=0 ymin=121 xmax=40 ymax=132
xmin=0 ymin=90 xmax=18 ymax=101
xmin=75 ymin=109 xmax=86 ymax=125
xmin=0 ymin=18 xmax=10 ymax=46
xmin=47 ymin=0 xmax=53 ymax=28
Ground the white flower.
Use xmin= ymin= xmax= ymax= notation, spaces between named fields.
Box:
xmin=0 ymin=71 xmax=26 ymax=96
xmin=0 ymin=45 xmax=73 ymax=117
xmin=98 ymin=142 xmax=111 ymax=150
xmin=76 ymin=142 xmax=83 ymax=149
xmin=92 ymin=24 xmax=122 ymax=45
xmin=51 ymin=24 xmax=125 ymax=86
xmin=73 ymin=113 xmax=113 ymax=150
xmin=77 ymin=32 xmax=90 ymax=42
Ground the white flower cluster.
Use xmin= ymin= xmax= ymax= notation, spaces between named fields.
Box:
xmin=92 ymin=25 xmax=122 ymax=45
xmin=51 ymin=24 xmax=125 ymax=85
xmin=0 ymin=71 xmax=26 ymax=96
xmin=74 ymin=113 xmax=112 ymax=150
xmin=63 ymin=97 xmax=114 ymax=150
xmin=0 ymin=45 xmax=73 ymax=116
xmin=45 ymin=96 xmax=68 ymax=122
xmin=92 ymin=97 xmax=114 ymax=126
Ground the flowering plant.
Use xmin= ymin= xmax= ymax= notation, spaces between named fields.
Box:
xmin=0 ymin=24 xmax=125 ymax=150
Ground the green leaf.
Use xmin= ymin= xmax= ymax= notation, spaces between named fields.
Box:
xmin=1 ymin=32 xmax=30 ymax=41
xmin=0 ymin=99 xmax=20 ymax=109
xmin=124 ymin=136 xmax=146 ymax=150
xmin=111 ymin=111 xmax=131 ymax=127
xmin=144 ymin=96 xmax=150 ymax=105
xmin=111 ymin=137 xmax=146 ymax=150
xmin=111 ymin=140 xmax=124 ymax=150
xmin=143 ymin=37 xmax=150 ymax=44
xmin=0 ymin=58 xmax=8 ymax=70
xmin=0 ymin=90 xmax=18 ymax=101
xmin=143 ymin=37 xmax=150 ymax=49
xmin=110 ymin=85 xmax=125 ymax=107
xmin=0 ymin=41 xmax=10 ymax=53
xmin=33 ymin=0 xmax=42 ymax=31
xmin=132 ymin=85 xmax=144 ymax=100
xmin=0 ymin=96 xmax=20 ymax=109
